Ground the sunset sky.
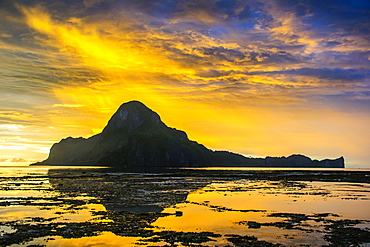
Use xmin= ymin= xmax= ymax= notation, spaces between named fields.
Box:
xmin=0 ymin=0 xmax=369 ymax=167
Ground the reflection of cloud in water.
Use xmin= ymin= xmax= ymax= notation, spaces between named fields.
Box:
xmin=47 ymin=168 xmax=211 ymax=213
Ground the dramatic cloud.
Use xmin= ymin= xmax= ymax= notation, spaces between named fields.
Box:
xmin=0 ymin=0 xmax=369 ymax=166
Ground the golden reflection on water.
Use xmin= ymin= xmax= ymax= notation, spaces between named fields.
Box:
xmin=11 ymin=232 xmax=140 ymax=247
xmin=187 ymin=181 xmax=370 ymax=218
xmin=0 ymin=198 xmax=106 ymax=223
xmin=0 ymin=167 xmax=107 ymax=223
xmin=152 ymin=180 xmax=370 ymax=246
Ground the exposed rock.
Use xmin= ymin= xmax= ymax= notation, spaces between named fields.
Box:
xmin=33 ymin=101 xmax=345 ymax=168
xmin=247 ymin=221 xmax=261 ymax=229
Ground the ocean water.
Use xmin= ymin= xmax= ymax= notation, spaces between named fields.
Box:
xmin=0 ymin=166 xmax=369 ymax=246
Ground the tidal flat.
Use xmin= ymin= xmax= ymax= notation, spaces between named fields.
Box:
xmin=0 ymin=167 xmax=369 ymax=246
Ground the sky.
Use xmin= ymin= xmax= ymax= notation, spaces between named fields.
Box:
xmin=0 ymin=0 xmax=369 ymax=167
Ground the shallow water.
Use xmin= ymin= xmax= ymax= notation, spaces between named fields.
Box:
xmin=0 ymin=166 xmax=369 ymax=246
xmin=154 ymin=180 xmax=370 ymax=246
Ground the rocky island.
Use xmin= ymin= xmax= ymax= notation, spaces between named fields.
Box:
xmin=34 ymin=101 xmax=344 ymax=168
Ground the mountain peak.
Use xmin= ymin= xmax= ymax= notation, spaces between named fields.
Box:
xmin=102 ymin=101 xmax=162 ymax=135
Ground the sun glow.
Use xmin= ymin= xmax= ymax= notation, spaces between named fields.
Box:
xmin=0 ymin=2 xmax=369 ymax=167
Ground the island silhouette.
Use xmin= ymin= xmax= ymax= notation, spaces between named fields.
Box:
xmin=33 ymin=101 xmax=344 ymax=168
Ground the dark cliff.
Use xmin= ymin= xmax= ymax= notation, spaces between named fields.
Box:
xmin=34 ymin=101 xmax=345 ymax=168
xmin=36 ymin=101 xmax=213 ymax=167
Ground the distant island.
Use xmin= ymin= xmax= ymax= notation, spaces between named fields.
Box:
xmin=33 ymin=101 xmax=344 ymax=168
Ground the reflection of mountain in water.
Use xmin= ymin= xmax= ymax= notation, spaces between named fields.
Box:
xmin=47 ymin=168 xmax=211 ymax=213
xmin=47 ymin=166 xmax=367 ymax=216
xmin=2 ymin=168 xmax=369 ymax=246
xmin=35 ymin=101 xmax=344 ymax=168
xmin=45 ymin=168 xmax=221 ymax=244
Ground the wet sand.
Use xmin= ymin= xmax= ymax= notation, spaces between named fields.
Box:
xmin=0 ymin=167 xmax=369 ymax=246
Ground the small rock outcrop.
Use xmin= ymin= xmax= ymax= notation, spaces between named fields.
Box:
xmin=34 ymin=101 xmax=345 ymax=168
xmin=265 ymin=154 xmax=345 ymax=168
